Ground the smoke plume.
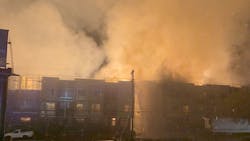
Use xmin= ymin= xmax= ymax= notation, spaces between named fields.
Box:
xmin=0 ymin=0 xmax=114 ymax=78
xmin=96 ymin=0 xmax=250 ymax=86
xmin=1 ymin=0 xmax=250 ymax=85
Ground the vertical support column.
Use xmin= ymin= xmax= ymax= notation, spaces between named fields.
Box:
xmin=0 ymin=29 xmax=12 ymax=141
xmin=0 ymin=68 xmax=12 ymax=141
xmin=131 ymin=70 xmax=135 ymax=141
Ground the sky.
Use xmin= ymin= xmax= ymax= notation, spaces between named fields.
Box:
xmin=0 ymin=0 xmax=250 ymax=86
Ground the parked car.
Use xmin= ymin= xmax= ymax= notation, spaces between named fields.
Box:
xmin=4 ymin=129 xmax=34 ymax=139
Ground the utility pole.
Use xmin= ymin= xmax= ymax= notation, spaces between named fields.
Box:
xmin=130 ymin=70 xmax=135 ymax=141
xmin=0 ymin=29 xmax=13 ymax=141
xmin=0 ymin=68 xmax=11 ymax=141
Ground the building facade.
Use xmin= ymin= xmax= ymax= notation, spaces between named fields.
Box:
xmin=8 ymin=76 xmax=250 ymax=140
xmin=6 ymin=90 xmax=41 ymax=130
xmin=6 ymin=76 xmax=133 ymax=140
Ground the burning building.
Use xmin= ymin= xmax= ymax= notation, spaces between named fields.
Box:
xmin=5 ymin=75 xmax=250 ymax=141
xmin=135 ymin=80 xmax=250 ymax=140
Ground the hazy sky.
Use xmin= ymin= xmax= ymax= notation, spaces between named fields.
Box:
xmin=0 ymin=0 xmax=250 ymax=85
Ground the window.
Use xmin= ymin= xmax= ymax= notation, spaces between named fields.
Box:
xmin=111 ymin=118 xmax=116 ymax=126
xmin=183 ymin=105 xmax=189 ymax=114
xmin=46 ymin=102 xmax=55 ymax=110
xmin=76 ymin=103 xmax=84 ymax=111
xmin=20 ymin=117 xmax=31 ymax=122
xmin=47 ymin=111 xmax=56 ymax=117
xmin=21 ymin=129 xmax=30 ymax=132
xmin=8 ymin=76 xmax=20 ymax=90
xmin=78 ymin=95 xmax=87 ymax=100
xmin=20 ymin=76 xmax=41 ymax=90
xmin=59 ymin=102 xmax=70 ymax=109
xmin=91 ymin=104 xmax=101 ymax=112
xmin=77 ymin=89 xmax=87 ymax=100
xmin=124 ymin=105 xmax=130 ymax=112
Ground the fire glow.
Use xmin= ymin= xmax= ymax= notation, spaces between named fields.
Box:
xmin=0 ymin=0 xmax=250 ymax=86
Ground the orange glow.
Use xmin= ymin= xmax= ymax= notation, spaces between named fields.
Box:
xmin=2 ymin=0 xmax=249 ymax=86
xmin=8 ymin=76 xmax=41 ymax=90
xmin=104 ymin=76 xmax=130 ymax=83
xmin=20 ymin=76 xmax=41 ymax=90
xmin=20 ymin=117 xmax=31 ymax=122
xmin=95 ymin=0 xmax=248 ymax=86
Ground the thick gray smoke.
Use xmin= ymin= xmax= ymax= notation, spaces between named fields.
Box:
xmin=96 ymin=0 xmax=250 ymax=86
xmin=0 ymin=0 xmax=250 ymax=85
xmin=0 ymin=0 xmax=115 ymax=78
xmin=230 ymin=17 xmax=250 ymax=85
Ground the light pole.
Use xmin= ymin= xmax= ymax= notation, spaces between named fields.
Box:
xmin=130 ymin=70 xmax=135 ymax=141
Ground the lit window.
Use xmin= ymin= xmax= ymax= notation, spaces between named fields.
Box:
xmin=20 ymin=76 xmax=41 ymax=90
xmin=46 ymin=102 xmax=55 ymax=110
xmin=8 ymin=76 xmax=20 ymax=90
xmin=91 ymin=104 xmax=101 ymax=112
xmin=111 ymin=118 xmax=116 ymax=126
xmin=183 ymin=105 xmax=189 ymax=113
xmin=20 ymin=117 xmax=31 ymax=122
xmin=76 ymin=103 xmax=84 ymax=111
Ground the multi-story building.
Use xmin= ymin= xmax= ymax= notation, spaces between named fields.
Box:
xmin=40 ymin=77 xmax=132 ymax=139
xmin=6 ymin=76 xmax=133 ymax=140
xmin=9 ymin=76 xmax=250 ymax=140
xmin=6 ymin=76 xmax=41 ymax=130
xmin=135 ymin=81 xmax=250 ymax=140
xmin=6 ymin=90 xmax=41 ymax=129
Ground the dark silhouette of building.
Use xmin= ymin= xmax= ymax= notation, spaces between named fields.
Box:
xmin=6 ymin=76 xmax=250 ymax=141
xmin=135 ymin=80 xmax=250 ymax=140
xmin=6 ymin=89 xmax=41 ymax=130
xmin=6 ymin=76 xmax=133 ymax=140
